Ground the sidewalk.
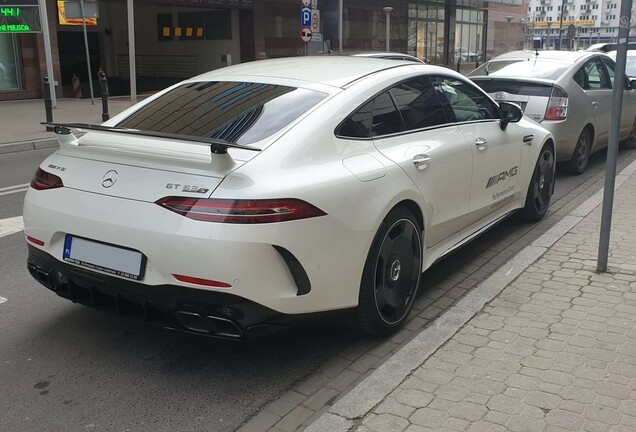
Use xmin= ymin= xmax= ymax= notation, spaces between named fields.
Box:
xmin=0 ymin=97 xmax=138 ymax=152
xmin=306 ymin=160 xmax=636 ymax=432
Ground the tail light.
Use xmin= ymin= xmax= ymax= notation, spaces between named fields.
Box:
xmin=30 ymin=168 xmax=64 ymax=190
xmin=156 ymin=197 xmax=327 ymax=224
xmin=544 ymin=86 xmax=568 ymax=121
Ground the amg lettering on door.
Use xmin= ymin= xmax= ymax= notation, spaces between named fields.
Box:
xmin=486 ymin=166 xmax=518 ymax=189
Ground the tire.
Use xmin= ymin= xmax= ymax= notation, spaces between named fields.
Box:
xmin=620 ymin=118 xmax=636 ymax=150
xmin=355 ymin=207 xmax=422 ymax=336
xmin=521 ymin=143 xmax=555 ymax=222
xmin=567 ymin=128 xmax=592 ymax=175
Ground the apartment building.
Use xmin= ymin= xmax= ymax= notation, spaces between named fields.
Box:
xmin=527 ymin=0 xmax=636 ymax=49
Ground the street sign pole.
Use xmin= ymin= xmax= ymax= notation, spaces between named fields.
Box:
xmin=38 ymin=0 xmax=56 ymax=107
xmin=597 ymin=0 xmax=633 ymax=272
xmin=79 ymin=0 xmax=95 ymax=104
xmin=338 ymin=0 xmax=343 ymax=51
xmin=127 ymin=0 xmax=137 ymax=103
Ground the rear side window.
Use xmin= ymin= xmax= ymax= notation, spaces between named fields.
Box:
xmin=577 ymin=59 xmax=611 ymax=90
xmin=117 ymin=82 xmax=327 ymax=145
xmin=389 ymin=78 xmax=449 ymax=130
xmin=371 ymin=92 xmax=405 ymax=136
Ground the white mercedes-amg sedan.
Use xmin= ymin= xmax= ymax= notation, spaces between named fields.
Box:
xmin=24 ymin=57 xmax=554 ymax=339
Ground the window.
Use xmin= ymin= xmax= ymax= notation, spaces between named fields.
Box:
xmin=370 ymin=92 xmax=405 ymax=136
xmin=337 ymin=100 xmax=373 ymax=138
xmin=575 ymin=59 xmax=611 ymax=90
xmin=117 ymin=82 xmax=327 ymax=145
xmin=157 ymin=13 xmax=173 ymax=41
xmin=389 ymin=78 xmax=448 ymax=131
xmin=0 ymin=34 xmax=20 ymax=91
xmin=432 ymin=77 xmax=499 ymax=123
xmin=177 ymin=10 xmax=231 ymax=40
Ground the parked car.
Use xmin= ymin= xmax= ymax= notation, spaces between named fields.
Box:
xmin=25 ymin=57 xmax=554 ymax=339
xmin=587 ymin=42 xmax=636 ymax=53
xmin=606 ymin=50 xmax=636 ymax=78
xmin=469 ymin=50 xmax=636 ymax=174
xmin=323 ymin=51 xmax=427 ymax=63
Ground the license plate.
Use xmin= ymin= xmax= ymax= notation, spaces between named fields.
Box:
xmin=63 ymin=235 xmax=145 ymax=280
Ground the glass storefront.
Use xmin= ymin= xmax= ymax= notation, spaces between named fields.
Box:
xmin=455 ymin=9 xmax=485 ymax=65
xmin=408 ymin=2 xmax=446 ymax=64
xmin=0 ymin=34 xmax=21 ymax=91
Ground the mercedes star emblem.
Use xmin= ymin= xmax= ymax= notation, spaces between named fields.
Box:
xmin=102 ymin=170 xmax=118 ymax=188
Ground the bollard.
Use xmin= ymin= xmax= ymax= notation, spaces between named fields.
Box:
xmin=98 ymin=69 xmax=110 ymax=121
xmin=43 ymin=76 xmax=54 ymax=131
xmin=475 ymin=59 xmax=479 ymax=69
xmin=456 ymin=59 xmax=461 ymax=73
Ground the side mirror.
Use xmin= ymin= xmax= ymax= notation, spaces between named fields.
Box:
xmin=629 ymin=78 xmax=636 ymax=90
xmin=499 ymin=102 xmax=523 ymax=131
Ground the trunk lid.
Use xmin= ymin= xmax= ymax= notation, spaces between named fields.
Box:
xmin=45 ymin=131 xmax=252 ymax=202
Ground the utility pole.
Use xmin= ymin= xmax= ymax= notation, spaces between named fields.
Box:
xmin=597 ymin=0 xmax=633 ymax=272
xmin=558 ymin=0 xmax=566 ymax=49
xmin=79 ymin=0 xmax=95 ymax=104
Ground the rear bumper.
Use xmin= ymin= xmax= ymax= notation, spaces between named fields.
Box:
xmin=27 ymin=245 xmax=327 ymax=339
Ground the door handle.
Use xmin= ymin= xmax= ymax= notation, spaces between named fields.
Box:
xmin=592 ymin=101 xmax=600 ymax=108
xmin=413 ymin=154 xmax=431 ymax=170
xmin=475 ymin=138 xmax=488 ymax=151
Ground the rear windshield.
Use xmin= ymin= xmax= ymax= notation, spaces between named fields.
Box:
xmin=472 ymin=79 xmax=553 ymax=97
xmin=117 ymin=82 xmax=327 ymax=145
xmin=469 ymin=59 xmax=572 ymax=80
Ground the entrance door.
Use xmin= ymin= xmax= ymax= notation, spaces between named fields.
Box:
xmin=57 ymin=31 xmax=100 ymax=98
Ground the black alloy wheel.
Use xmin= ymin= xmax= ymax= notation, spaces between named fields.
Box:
xmin=522 ymin=144 xmax=555 ymax=222
xmin=568 ymin=128 xmax=592 ymax=175
xmin=356 ymin=208 xmax=422 ymax=335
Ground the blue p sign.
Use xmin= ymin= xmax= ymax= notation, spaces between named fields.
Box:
xmin=301 ymin=6 xmax=311 ymax=27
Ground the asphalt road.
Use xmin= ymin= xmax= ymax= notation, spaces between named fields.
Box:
xmin=1 ymin=146 xmax=634 ymax=432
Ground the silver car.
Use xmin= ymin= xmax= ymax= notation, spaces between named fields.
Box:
xmin=469 ymin=50 xmax=636 ymax=174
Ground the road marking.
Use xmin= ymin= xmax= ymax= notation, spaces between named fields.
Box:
xmin=0 ymin=216 xmax=24 ymax=239
xmin=0 ymin=296 xmax=6 ymax=305
xmin=0 ymin=183 xmax=29 ymax=197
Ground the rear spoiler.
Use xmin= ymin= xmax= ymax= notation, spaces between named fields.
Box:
xmin=41 ymin=122 xmax=261 ymax=155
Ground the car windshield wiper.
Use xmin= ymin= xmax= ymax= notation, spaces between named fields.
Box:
xmin=42 ymin=122 xmax=261 ymax=154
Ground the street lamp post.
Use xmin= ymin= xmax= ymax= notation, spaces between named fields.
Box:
xmin=383 ymin=7 xmax=393 ymax=52
xmin=429 ymin=28 xmax=435 ymax=64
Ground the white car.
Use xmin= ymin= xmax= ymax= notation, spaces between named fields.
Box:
xmin=24 ymin=57 xmax=555 ymax=338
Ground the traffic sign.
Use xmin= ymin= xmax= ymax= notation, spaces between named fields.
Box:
xmin=301 ymin=6 xmax=311 ymax=27
xmin=301 ymin=26 xmax=312 ymax=43
xmin=301 ymin=0 xmax=311 ymax=6
xmin=311 ymin=9 xmax=320 ymax=32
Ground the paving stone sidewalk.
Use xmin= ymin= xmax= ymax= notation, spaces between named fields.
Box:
xmin=337 ymin=169 xmax=636 ymax=431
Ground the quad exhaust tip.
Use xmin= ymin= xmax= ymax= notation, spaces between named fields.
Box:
xmin=174 ymin=311 xmax=244 ymax=339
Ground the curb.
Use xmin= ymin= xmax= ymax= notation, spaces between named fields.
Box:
xmin=304 ymin=158 xmax=636 ymax=432
xmin=0 ymin=138 xmax=58 ymax=155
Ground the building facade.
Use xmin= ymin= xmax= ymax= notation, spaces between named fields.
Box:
xmin=1 ymin=0 xmax=526 ymax=101
xmin=527 ymin=0 xmax=636 ymax=50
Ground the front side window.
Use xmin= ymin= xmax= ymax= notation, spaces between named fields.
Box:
xmin=389 ymin=77 xmax=449 ymax=130
xmin=117 ymin=81 xmax=327 ymax=145
xmin=432 ymin=77 xmax=499 ymax=123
